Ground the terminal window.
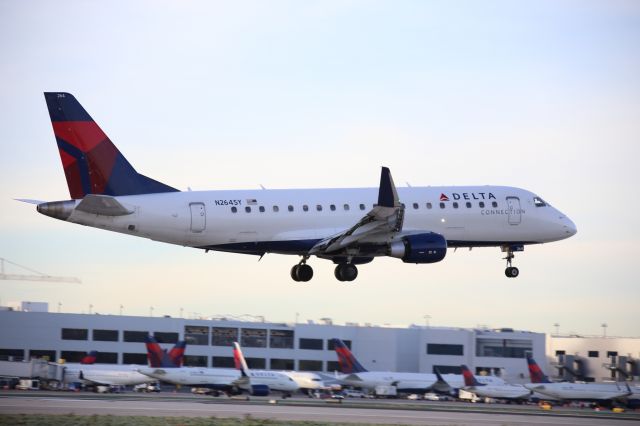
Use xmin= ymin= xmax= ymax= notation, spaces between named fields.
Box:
xmin=212 ymin=327 xmax=238 ymax=347
xmin=93 ymin=329 xmax=118 ymax=342
xmin=427 ymin=343 xmax=464 ymax=356
xmin=326 ymin=361 xmax=340 ymax=372
xmin=123 ymin=353 xmax=147 ymax=364
xmin=154 ymin=332 xmax=179 ymax=344
xmin=0 ymin=348 xmax=24 ymax=361
xmin=433 ymin=365 xmax=461 ymax=374
xmin=299 ymin=360 xmax=323 ymax=371
xmin=327 ymin=339 xmax=351 ymax=350
xmin=476 ymin=339 xmax=532 ymax=358
xmin=588 ymin=351 xmax=599 ymax=358
xmin=212 ymin=356 xmax=235 ymax=368
xmin=607 ymin=351 xmax=618 ymax=357
xmin=61 ymin=351 xmax=88 ymax=363
xmin=123 ymin=330 xmax=148 ymax=343
xmin=29 ymin=350 xmax=56 ymax=362
xmin=270 ymin=329 xmax=294 ymax=349
xmin=96 ymin=352 xmax=118 ymax=364
xmin=241 ymin=328 xmax=267 ymax=348
xmin=184 ymin=355 xmax=208 ymax=367
xmin=185 ymin=325 xmax=210 ymax=345
xmin=61 ymin=328 xmax=88 ymax=340
xmin=270 ymin=358 xmax=294 ymax=370
xmin=299 ymin=338 xmax=323 ymax=350
xmin=246 ymin=357 xmax=266 ymax=369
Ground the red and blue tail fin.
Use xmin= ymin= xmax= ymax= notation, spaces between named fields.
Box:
xmin=526 ymin=355 xmax=551 ymax=383
xmin=233 ymin=342 xmax=250 ymax=377
xmin=145 ymin=335 xmax=165 ymax=367
xmin=330 ymin=338 xmax=367 ymax=374
xmin=80 ymin=350 xmax=97 ymax=364
xmin=461 ymin=365 xmax=483 ymax=387
xmin=44 ymin=92 xmax=178 ymax=199
xmin=168 ymin=340 xmax=186 ymax=367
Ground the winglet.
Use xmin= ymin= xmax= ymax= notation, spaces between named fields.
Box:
xmin=377 ymin=167 xmax=399 ymax=208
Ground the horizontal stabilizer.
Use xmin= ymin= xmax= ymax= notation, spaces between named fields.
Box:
xmin=75 ymin=194 xmax=133 ymax=216
xmin=15 ymin=198 xmax=46 ymax=205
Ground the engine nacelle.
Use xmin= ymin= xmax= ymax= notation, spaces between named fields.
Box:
xmin=389 ymin=233 xmax=447 ymax=264
xmin=250 ymin=384 xmax=270 ymax=396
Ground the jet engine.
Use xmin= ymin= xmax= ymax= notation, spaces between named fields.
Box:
xmin=249 ymin=384 xmax=270 ymax=396
xmin=389 ymin=233 xmax=447 ymax=263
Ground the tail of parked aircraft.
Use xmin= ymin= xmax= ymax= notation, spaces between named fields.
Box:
xmin=526 ymin=355 xmax=551 ymax=383
xmin=330 ymin=338 xmax=367 ymax=374
xmin=80 ymin=350 xmax=97 ymax=364
xmin=461 ymin=365 xmax=484 ymax=387
xmin=233 ymin=342 xmax=250 ymax=377
xmin=43 ymin=92 xmax=178 ymax=199
xmin=145 ymin=335 xmax=186 ymax=368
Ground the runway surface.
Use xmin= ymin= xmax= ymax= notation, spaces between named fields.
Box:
xmin=0 ymin=392 xmax=638 ymax=426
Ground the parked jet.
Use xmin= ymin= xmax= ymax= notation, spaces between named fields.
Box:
xmin=523 ymin=356 xmax=631 ymax=402
xmin=458 ymin=364 xmax=530 ymax=400
xmin=80 ymin=351 xmax=97 ymax=364
xmin=232 ymin=342 xmax=298 ymax=397
xmin=63 ymin=339 xmax=185 ymax=387
xmin=25 ymin=92 xmax=577 ymax=281
xmin=145 ymin=335 xmax=186 ymax=368
xmin=330 ymin=339 xmax=502 ymax=393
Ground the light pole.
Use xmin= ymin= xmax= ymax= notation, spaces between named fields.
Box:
xmin=57 ymin=302 xmax=62 ymax=313
xmin=424 ymin=315 xmax=431 ymax=328
xmin=150 ymin=306 xmax=154 ymax=317
xmin=88 ymin=304 xmax=93 ymax=314
xmin=553 ymin=323 xmax=560 ymax=336
xmin=119 ymin=304 xmax=123 ymax=315
xmin=601 ymin=323 xmax=608 ymax=338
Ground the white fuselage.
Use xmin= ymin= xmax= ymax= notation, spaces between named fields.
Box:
xmin=524 ymin=382 xmax=631 ymax=401
xmin=137 ymin=366 xmax=240 ymax=388
xmin=55 ymin=186 xmax=575 ymax=255
xmin=338 ymin=371 xmax=504 ymax=392
xmin=63 ymin=364 xmax=154 ymax=386
xmin=464 ymin=383 xmax=531 ymax=400
xmin=241 ymin=369 xmax=300 ymax=393
xmin=280 ymin=371 xmax=325 ymax=390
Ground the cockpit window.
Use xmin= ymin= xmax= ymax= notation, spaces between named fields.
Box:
xmin=533 ymin=196 xmax=547 ymax=207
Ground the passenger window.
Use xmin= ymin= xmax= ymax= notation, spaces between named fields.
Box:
xmin=466 ymin=202 xmax=472 ymax=208
xmin=453 ymin=202 xmax=458 ymax=209
xmin=273 ymin=205 xmax=279 ymax=212
xmin=316 ymin=205 xmax=323 ymax=211
xmin=288 ymin=205 xmax=294 ymax=212
xmin=439 ymin=202 xmax=445 ymax=209
xmin=231 ymin=207 xmax=237 ymax=213
xmin=492 ymin=201 xmax=498 ymax=208
xmin=259 ymin=206 xmax=265 ymax=213
xmin=330 ymin=204 xmax=336 ymax=211
xmin=413 ymin=203 xmax=419 ymax=209
xmin=343 ymin=204 xmax=350 ymax=211
xmin=479 ymin=202 xmax=485 ymax=208
xmin=245 ymin=206 xmax=251 ymax=213
xmin=359 ymin=204 xmax=365 ymax=210
xmin=303 ymin=205 xmax=309 ymax=212
xmin=426 ymin=202 xmax=432 ymax=209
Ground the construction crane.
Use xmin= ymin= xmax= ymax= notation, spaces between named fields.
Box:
xmin=0 ymin=257 xmax=81 ymax=284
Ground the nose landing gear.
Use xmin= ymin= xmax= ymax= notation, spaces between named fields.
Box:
xmin=502 ymin=246 xmax=521 ymax=278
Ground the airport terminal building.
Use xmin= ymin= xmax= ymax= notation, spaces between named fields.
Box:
xmin=0 ymin=306 xmax=547 ymax=384
xmin=1 ymin=304 xmax=638 ymax=384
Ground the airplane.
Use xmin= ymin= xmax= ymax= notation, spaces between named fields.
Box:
xmin=232 ymin=342 xmax=299 ymax=397
xmin=80 ymin=350 xmax=97 ymax=364
xmin=63 ymin=338 xmax=185 ymax=387
xmin=523 ymin=356 xmax=631 ymax=402
xmin=145 ymin=335 xmax=186 ymax=368
xmin=457 ymin=364 xmax=530 ymax=400
xmin=23 ymin=92 xmax=577 ymax=282
xmin=330 ymin=338 xmax=503 ymax=393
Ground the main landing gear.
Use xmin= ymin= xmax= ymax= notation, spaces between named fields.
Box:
xmin=291 ymin=257 xmax=313 ymax=282
xmin=290 ymin=257 xmax=358 ymax=282
xmin=503 ymin=247 xmax=520 ymax=278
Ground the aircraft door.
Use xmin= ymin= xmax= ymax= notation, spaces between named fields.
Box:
xmin=189 ymin=202 xmax=206 ymax=233
xmin=506 ymin=197 xmax=521 ymax=225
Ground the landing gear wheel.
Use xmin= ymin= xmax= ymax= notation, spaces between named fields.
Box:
xmin=334 ymin=264 xmax=358 ymax=282
xmin=505 ymin=266 xmax=519 ymax=278
xmin=291 ymin=264 xmax=313 ymax=282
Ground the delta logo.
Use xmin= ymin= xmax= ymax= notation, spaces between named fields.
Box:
xmin=440 ymin=192 xmax=496 ymax=201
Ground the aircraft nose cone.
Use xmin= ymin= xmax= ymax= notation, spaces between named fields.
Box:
xmin=564 ymin=217 xmax=577 ymax=237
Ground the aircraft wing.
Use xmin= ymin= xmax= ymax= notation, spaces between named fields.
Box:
xmin=309 ymin=167 xmax=404 ymax=255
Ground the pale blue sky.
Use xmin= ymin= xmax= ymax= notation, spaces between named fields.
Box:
xmin=1 ymin=1 xmax=638 ymax=336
